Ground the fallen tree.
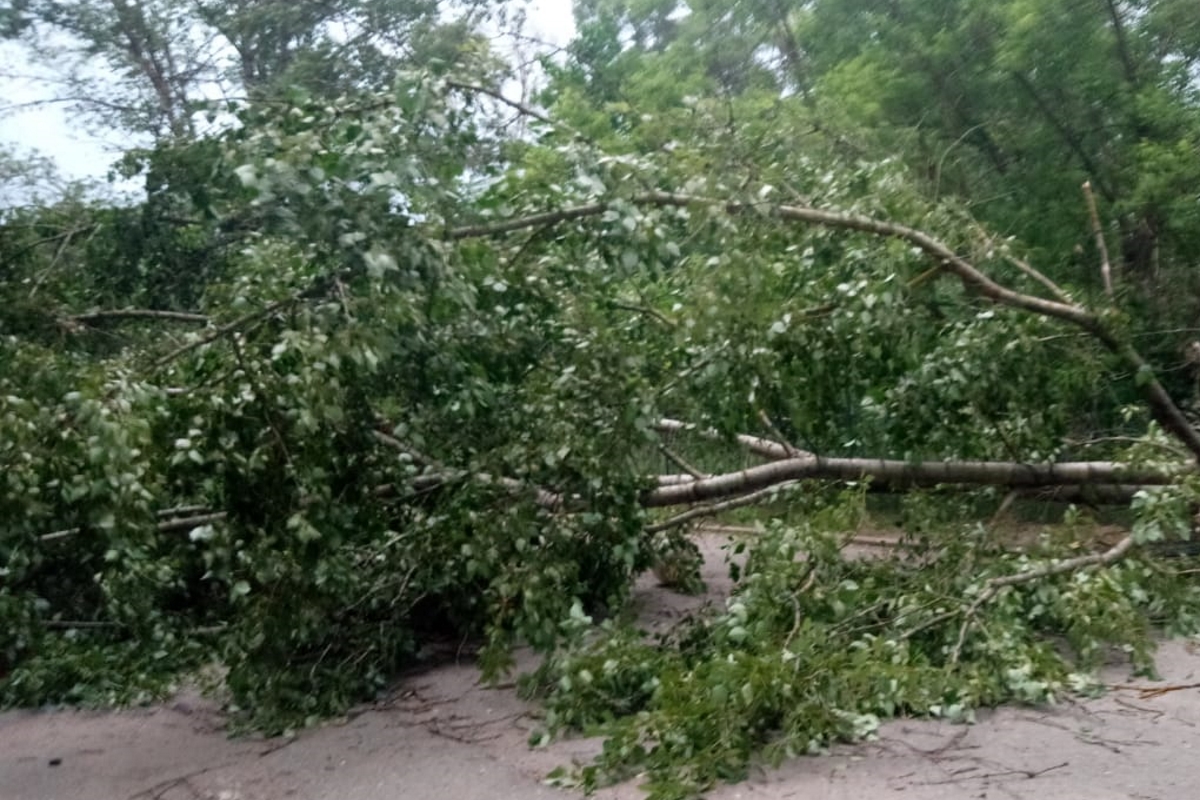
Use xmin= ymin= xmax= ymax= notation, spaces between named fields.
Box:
xmin=5 ymin=72 xmax=1200 ymax=799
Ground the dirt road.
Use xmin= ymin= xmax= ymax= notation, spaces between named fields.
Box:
xmin=4 ymin=533 xmax=1199 ymax=800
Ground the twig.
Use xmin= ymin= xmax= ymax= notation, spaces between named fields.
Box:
xmin=915 ymin=761 xmax=1068 ymax=785
xmin=1108 ymin=681 xmax=1200 ymax=699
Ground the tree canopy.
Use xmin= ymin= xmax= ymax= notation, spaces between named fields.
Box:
xmin=4 ymin=2 xmax=1200 ymax=798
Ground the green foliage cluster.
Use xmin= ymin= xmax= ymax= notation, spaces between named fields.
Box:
xmin=0 ymin=78 xmax=665 ymax=728
xmin=533 ymin=492 xmax=1200 ymax=800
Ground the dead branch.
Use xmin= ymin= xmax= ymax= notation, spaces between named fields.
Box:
xmin=1108 ymin=681 xmax=1200 ymax=699
xmin=1083 ymin=181 xmax=1114 ymax=299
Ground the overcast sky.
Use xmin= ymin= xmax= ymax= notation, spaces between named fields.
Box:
xmin=0 ymin=1 xmax=576 ymax=183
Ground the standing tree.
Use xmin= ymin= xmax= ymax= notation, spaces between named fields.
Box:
xmin=1 ymin=0 xmax=502 ymax=140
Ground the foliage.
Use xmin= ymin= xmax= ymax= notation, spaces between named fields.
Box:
xmin=533 ymin=492 xmax=1200 ymax=800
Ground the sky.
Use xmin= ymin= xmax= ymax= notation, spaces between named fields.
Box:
xmin=0 ymin=0 xmax=577 ymax=184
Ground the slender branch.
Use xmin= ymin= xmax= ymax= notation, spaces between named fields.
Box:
xmin=646 ymin=481 xmax=804 ymax=534
xmin=658 ymin=445 xmax=708 ymax=480
xmin=40 ymin=511 xmax=228 ymax=543
xmin=900 ymin=533 xmax=1136 ymax=659
xmin=444 ymin=79 xmax=559 ymax=129
xmin=949 ymin=534 xmax=1135 ymax=662
xmin=757 ymin=410 xmax=804 ymax=457
xmin=370 ymin=430 xmax=565 ymax=509
xmin=151 ymin=299 xmax=290 ymax=369
xmin=447 ymin=202 xmax=607 ymax=240
xmin=612 ymin=302 xmax=675 ymax=327
xmin=654 ymin=418 xmax=808 ymax=461
xmin=43 ymin=620 xmax=121 ymax=630
xmin=370 ymin=429 xmax=440 ymax=468
xmin=1102 ymin=0 xmax=1140 ymax=88
xmin=68 ymin=309 xmax=211 ymax=325
xmin=1009 ymin=71 xmax=1115 ymax=202
xmin=447 ymin=193 xmax=1093 ymax=326
xmin=1004 ymin=255 xmax=1074 ymax=305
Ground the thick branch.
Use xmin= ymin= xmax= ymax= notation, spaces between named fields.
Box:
xmin=643 ymin=456 xmax=1177 ymax=508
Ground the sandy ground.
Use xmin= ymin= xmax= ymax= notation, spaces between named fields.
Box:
xmin=3 ymin=532 xmax=1200 ymax=800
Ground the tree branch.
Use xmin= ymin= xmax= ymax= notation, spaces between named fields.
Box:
xmin=654 ymin=418 xmax=809 ymax=461
xmin=40 ymin=511 xmax=228 ymax=543
xmin=646 ymin=481 xmax=804 ymax=534
xmin=949 ymin=533 xmax=1136 ymax=662
xmin=151 ymin=299 xmax=290 ymax=369
xmin=1102 ymin=0 xmax=1140 ymax=89
xmin=1083 ymin=181 xmax=1115 ymax=299
xmin=444 ymin=79 xmax=558 ymax=129
xmin=642 ymin=456 xmax=1177 ymax=508
xmin=68 ymin=309 xmax=210 ymax=325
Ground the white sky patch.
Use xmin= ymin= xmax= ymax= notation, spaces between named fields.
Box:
xmin=0 ymin=1 xmax=578 ymax=184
